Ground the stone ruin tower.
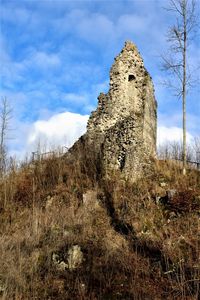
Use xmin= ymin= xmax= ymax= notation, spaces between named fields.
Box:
xmin=71 ymin=41 xmax=157 ymax=180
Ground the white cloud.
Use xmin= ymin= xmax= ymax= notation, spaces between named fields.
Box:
xmin=63 ymin=93 xmax=87 ymax=105
xmin=33 ymin=51 xmax=61 ymax=68
xmin=78 ymin=13 xmax=114 ymax=44
xmin=118 ymin=14 xmax=151 ymax=34
xmin=1 ymin=6 xmax=30 ymax=24
xmin=6 ymin=111 xmax=89 ymax=160
xmin=157 ymin=126 xmax=193 ymax=146
xmin=27 ymin=111 xmax=89 ymax=151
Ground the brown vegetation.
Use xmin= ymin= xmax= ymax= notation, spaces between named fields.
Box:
xmin=0 ymin=147 xmax=199 ymax=299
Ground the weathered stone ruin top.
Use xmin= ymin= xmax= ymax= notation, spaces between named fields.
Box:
xmin=72 ymin=41 xmax=157 ymax=180
xmin=88 ymin=41 xmax=147 ymax=132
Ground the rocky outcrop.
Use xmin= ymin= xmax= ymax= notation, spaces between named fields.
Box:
xmin=52 ymin=245 xmax=83 ymax=271
xmin=70 ymin=41 xmax=157 ymax=180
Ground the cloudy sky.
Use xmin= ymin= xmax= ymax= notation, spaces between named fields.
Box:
xmin=0 ymin=0 xmax=199 ymax=159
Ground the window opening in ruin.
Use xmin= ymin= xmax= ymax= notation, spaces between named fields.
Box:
xmin=128 ymin=74 xmax=135 ymax=81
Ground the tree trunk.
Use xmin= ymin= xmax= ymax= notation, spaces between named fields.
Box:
xmin=182 ymin=0 xmax=187 ymax=175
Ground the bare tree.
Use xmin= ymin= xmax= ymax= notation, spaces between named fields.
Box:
xmin=162 ymin=0 xmax=198 ymax=175
xmin=157 ymin=140 xmax=193 ymax=162
xmin=193 ymin=136 xmax=200 ymax=163
xmin=0 ymin=97 xmax=12 ymax=174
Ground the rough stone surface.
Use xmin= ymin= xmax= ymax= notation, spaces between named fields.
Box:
xmin=52 ymin=245 xmax=83 ymax=271
xmin=83 ymin=190 xmax=100 ymax=210
xmin=67 ymin=245 xmax=83 ymax=270
xmin=70 ymin=41 xmax=157 ymax=180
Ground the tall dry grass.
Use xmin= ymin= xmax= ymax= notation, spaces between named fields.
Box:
xmin=0 ymin=144 xmax=199 ymax=299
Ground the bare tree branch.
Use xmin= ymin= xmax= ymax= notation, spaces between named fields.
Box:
xmin=0 ymin=97 xmax=13 ymax=175
xmin=161 ymin=0 xmax=198 ymax=175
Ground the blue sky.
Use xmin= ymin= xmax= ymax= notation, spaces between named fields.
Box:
xmin=0 ymin=0 xmax=199 ymax=158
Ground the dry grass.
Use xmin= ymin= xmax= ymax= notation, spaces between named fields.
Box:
xmin=0 ymin=148 xmax=199 ymax=299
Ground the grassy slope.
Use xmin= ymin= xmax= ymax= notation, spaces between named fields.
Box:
xmin=0 ymin=152 xmax=200 ymax=300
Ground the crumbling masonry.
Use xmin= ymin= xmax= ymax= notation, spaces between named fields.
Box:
xmin=71 ymin=41 xmax=157 ymax=180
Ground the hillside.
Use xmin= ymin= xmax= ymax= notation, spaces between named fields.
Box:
xmin=0 ymin=150 xmax=200 ymax=299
